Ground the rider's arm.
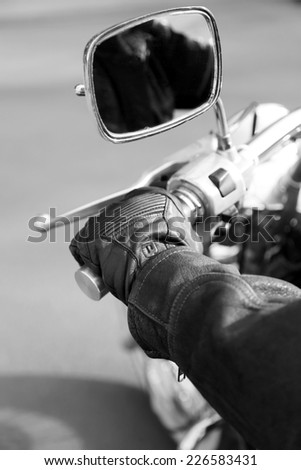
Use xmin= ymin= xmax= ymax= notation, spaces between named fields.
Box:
xmin=70 ymin=188 xmax=301 ymax=449
xmin=127 ymin=246 xmax=301 ymax=449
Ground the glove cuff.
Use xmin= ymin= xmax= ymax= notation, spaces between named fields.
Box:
xmin=127 ymin=246 xmax=225 ymax=359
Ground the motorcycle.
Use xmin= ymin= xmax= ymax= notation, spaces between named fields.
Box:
xmin=34 ymin=6 xmax=301 ymax=449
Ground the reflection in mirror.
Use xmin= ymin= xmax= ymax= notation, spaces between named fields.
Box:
xmin=92 ymin=13 xmax=215 ymax=134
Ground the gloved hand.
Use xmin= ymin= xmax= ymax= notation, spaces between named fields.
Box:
xmin=69 ymin=187 xmax=200 ymax=304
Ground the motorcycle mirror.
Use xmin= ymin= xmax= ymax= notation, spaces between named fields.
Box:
xmin=83 ymin=7 xmax=222 ymax=143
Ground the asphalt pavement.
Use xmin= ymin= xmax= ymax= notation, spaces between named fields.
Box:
xmin=1 ymin=0 xmax=301 ymax=449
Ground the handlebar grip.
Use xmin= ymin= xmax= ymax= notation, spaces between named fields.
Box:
xmin=74 ymin=266 xmax=109 ymax=301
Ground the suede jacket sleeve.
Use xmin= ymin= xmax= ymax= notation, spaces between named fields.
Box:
xmin=127 ymin=247 xmax=301 ymax=449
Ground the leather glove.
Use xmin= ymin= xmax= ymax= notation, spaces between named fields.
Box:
xmin=69 ymin=187 xmax=200 ymax=304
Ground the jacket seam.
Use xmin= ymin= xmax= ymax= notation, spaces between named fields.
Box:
xmin=168 ymin=273 xmax=275 ymax=360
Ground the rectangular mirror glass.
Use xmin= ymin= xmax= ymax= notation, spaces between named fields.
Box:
xmin=84 ymin=7 xmax=222 ymax=142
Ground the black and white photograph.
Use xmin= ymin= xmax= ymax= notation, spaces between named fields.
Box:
xmin=2 ymin=0 xmax=301 ymax=457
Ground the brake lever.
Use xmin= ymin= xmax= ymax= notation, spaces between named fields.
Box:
xmin=34 ymin=160 xmax=193 ymax=300
xmin=35 ymin=188 xmax=134 ymax=232
xmin=34 ymin=160 xmax=189 ymax=233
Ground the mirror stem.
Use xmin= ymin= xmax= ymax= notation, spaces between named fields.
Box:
xmin=214 ymin=98 xmax=234 ymax=152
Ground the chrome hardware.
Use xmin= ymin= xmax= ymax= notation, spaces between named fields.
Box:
xmin=75 ymin=266 xmax=108 ymax=301
xmin=74 ymin=84 xmax=86 ymax=96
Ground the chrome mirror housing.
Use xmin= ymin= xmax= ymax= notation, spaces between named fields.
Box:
xmin=83 ymin=6 xmax=222 ymax=143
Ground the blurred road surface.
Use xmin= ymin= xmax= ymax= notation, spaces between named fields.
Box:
xmin=1 ymin=0 xmax=301 ymax=449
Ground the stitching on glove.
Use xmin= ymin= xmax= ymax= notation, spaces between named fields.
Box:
xmin=133 ymin=247 xmax=195 ymax=299
xmin=131 ymin=309 xmax=169 ymax=359
xmin=76 ymin=250 xmax=100 ymax=271
xmin=128 ymin=301 xmax=169 ymax=328
xmin=111 ymin=238 xmax=139 ymax=264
